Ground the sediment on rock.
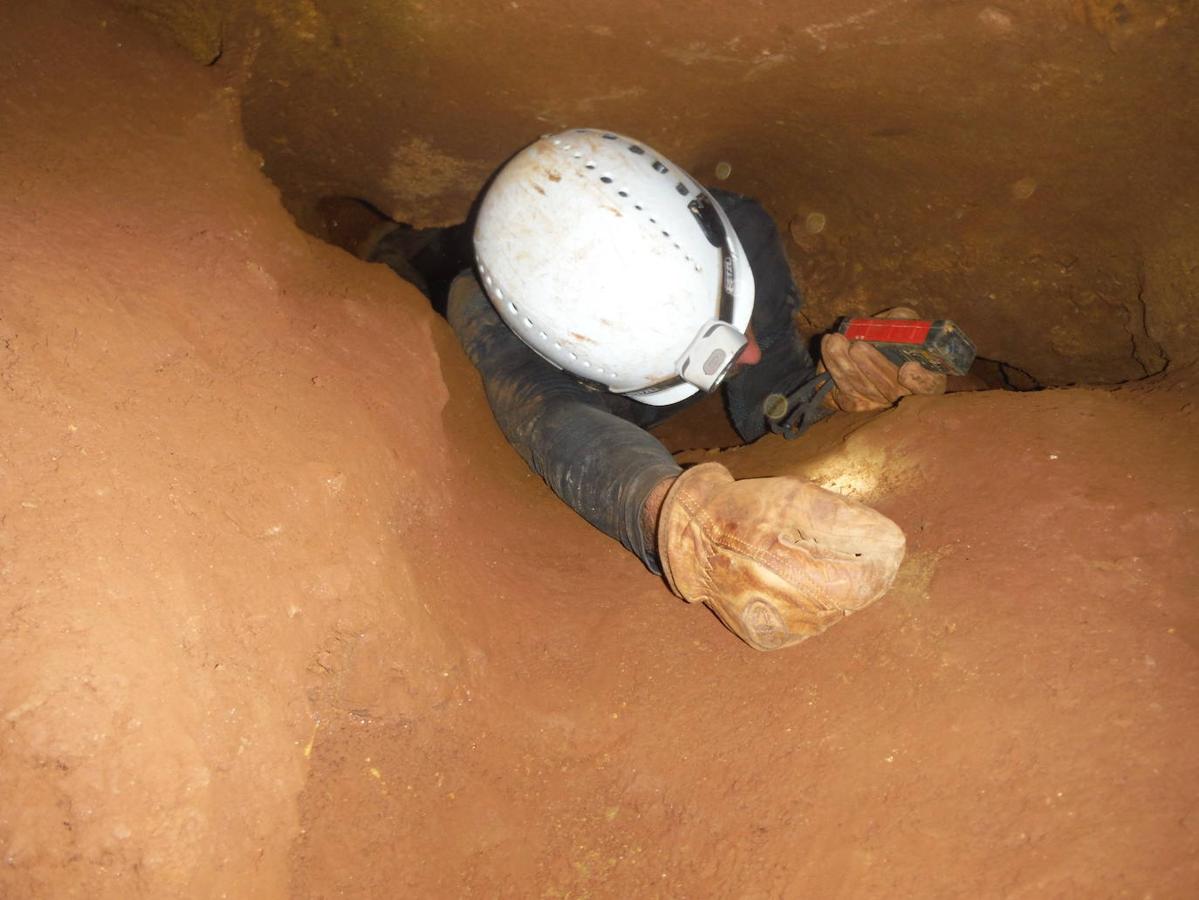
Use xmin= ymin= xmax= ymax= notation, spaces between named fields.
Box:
xmin=1 ymin=1 xmax=1196 ymax=897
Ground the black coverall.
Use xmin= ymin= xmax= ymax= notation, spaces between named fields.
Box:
xmin=390 ymin=190 xmax=818 ymax=573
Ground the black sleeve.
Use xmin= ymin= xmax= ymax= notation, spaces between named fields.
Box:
xmin=446 ymin=271 xmax=681 ymax=573
xmin=709 ymin=189 xmax=820 ymax=442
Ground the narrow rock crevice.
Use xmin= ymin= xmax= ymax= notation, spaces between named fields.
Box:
xmin=973 ymin=356 xmax=1045 ymax=392
xmin=1130 ymin=262 xmax=1170 ymax=378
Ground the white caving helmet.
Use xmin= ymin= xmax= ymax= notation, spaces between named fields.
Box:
xmin=473 ymin=129 xmax=756 ymax=406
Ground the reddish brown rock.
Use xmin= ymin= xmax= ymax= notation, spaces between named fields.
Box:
xmin=1 ymin=2 xmax=1196 ymax=897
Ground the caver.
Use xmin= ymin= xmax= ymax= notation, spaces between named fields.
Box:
xmin=379 ymin=129 xmax=947 ymax=650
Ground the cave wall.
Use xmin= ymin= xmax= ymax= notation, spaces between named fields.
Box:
xmin=1 ymin=4 xmax=471 ymax=892
xmin=3 ymin=3 xmax=1197 ymax=895
xmin=122 ymin=0 xmax=1198 ymax=389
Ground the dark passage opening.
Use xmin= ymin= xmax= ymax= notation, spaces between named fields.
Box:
xmin=315 ymin=196 xmax=472 ymax=317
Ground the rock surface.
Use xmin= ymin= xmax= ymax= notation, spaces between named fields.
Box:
xmin=124 ymin=0 xmax=1199 ymax=387
xmin=1 ymin=2 xmax=1197 ymax=897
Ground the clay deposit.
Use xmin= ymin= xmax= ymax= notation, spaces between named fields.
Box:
xmin=1 ymin=1 xmax=1196 ymax=896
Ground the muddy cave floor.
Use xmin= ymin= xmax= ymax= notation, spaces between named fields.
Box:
xmin=2 ymin=3 xmax=1199 ymax=898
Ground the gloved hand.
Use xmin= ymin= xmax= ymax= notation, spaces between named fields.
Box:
xmin=820 ymin=307 xmax=948 ymax=413
xmin=658 ymin=462 xmax=906 ymax=651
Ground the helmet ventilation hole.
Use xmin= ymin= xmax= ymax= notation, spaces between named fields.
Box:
xmin=495 ymin=131 xmax=730 ymax=392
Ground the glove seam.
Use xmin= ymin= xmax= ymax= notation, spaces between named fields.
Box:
xmin=674 ymin=482 xmax=838 ymax=613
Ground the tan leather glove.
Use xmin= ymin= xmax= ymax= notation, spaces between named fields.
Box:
xmin=658 ymin=463 xmax=906 ymax=651
xmin=821 ymin=307 xmax=948 ymax=413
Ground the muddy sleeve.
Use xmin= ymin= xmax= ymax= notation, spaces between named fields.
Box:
xmin=446 ymin=272 xmax=681 ymax=573
xmin=709 ymin=189 xmax=821 ymax=442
